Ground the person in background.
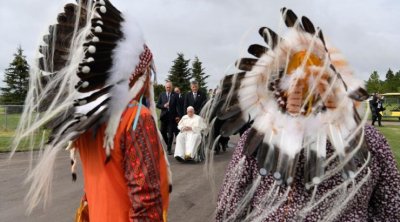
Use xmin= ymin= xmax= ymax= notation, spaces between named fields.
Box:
xmin=375 ymin=94 xmax=385 ymax=127
xmin=157 ymin=81 xmax=178 ymax=155
xmin=174 ymin=87 xmax=185 ymax=137
xmin=174 ymin=87 xmax=185 ymax=121
xmin=174 ymin=106 xmax=206 ymax=162
xmin=184 ymin=81 xmax=207 ymax=114
xmin=370 ymin=93 xmax=379 ymax=126
xmin=208 ymin=88 xmax=214 ymax=99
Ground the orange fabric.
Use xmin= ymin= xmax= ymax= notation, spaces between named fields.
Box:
xmin=76 ymin=104 xmax=169 ymax=222
xmin=122 ymin=105 xmax=170 ymax=221
xmin=76 ymin=124 xmax=131 ymax=222
xmin=125 ymin=103 xmax=170 ymax=219
xmin=158 ymin=143 xmax=170 ymax=221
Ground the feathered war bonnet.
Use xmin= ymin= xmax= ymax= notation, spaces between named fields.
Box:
xmin=12 ymin=0 xmax=159 ymax=212
xmin=203 ymin=8 xmax=371 ymax=219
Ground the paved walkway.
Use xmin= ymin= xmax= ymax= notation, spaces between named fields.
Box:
xmin=0 ymin=140 xmax=237 ymax=222
xmin=1 ymin=123 xmax=398 ymax=221
xmin=379 ymin=121 xmax=400 ymax=126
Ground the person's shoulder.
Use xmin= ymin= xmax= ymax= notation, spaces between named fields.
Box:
xmin=134 ymin=106 xmax=155 ymax=124
xmin=139 ymin=106 xmax=151 ymax=117
xmin=364 ymin=125 xmax=392 ymax=156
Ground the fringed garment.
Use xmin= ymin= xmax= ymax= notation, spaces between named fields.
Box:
xmin=216 ymin=125 xmax=400 ymax=221
xmin=76 ymin=102 xmax=169 ymax=222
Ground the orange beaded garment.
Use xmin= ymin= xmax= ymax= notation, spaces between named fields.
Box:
xmin=76 ymin=104 xmax=169 ymax=222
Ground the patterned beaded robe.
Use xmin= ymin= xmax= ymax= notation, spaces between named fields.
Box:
xmin=216 ymin=126 xmax=400 ymax=221
xmin=76 ymin=102 xmax=170 ymax=222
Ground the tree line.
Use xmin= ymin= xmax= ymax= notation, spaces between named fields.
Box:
xmin=365 ymin=69 xmax=400 ymax=94
xmin=5 ymin=46 xmax=398 ymax=106
xmin=0 ymin=48 xmax=210 ymax=105
xmin=1 ymin=46 xmax=30 ymax=105
xmin=154 ymin=53 xmax=209 ymax=99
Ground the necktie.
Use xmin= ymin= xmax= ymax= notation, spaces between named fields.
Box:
xmin=167 ymin=93 xmax=170 ymax=111
xmin=193 ymin=93 xmax=197 ymax=101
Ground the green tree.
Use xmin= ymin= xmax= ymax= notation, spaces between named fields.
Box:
xmin=191 ymin=56 xmax=209 ymax=94
xmin=382 ymin=68 xmax=397 ymax=93
xmin=395 ymin=70 xmax=400 ymax=92
xmin=153 ymin=83 xmax=165 ymax=100
xmin=365 ymin=71 xmax=382 ymax=94
xmin=168 ymin=53 xmax=191 ymax=93
xmin=1 ymin=46 xmax=30 ymax=104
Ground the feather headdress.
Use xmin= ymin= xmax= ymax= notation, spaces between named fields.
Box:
xmin=11 ymin=0 xmax=168 ymax=212
xmin=203 ymin=8 xmax=371 ymax=219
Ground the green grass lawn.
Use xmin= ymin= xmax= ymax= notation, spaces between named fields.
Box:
xmin=0 ymin=113 xmax=45 ymax=152
xmin=377 ymin=125 xmax=400 ymax=167
xmin=0 ymin=114 xmax=21 ymax=152
xmin=0 ymin=113 xmax=21 ymax=131
xmin=0 ymin=108 xmax=163 ymax=152
xmin=0 ymin=131 xmax=45 ymax=152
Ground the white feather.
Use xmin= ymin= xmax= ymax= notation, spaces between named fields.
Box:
xmin=103 ymin=14 xmax=146 ymax=151
xmin=104 ymin=74 xmax=146 ymax=152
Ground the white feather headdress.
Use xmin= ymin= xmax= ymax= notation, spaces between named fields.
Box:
xmin=11 ymin=0 xmax=163 ymax=213
xmin=203 ymin=8 xmax=371 ymax=220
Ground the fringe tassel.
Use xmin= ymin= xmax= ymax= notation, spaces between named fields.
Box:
xmin=66 ymin=141 xmax=78 ymax=181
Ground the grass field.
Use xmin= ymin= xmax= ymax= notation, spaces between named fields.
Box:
xmin=1 ymin=113 xmax=399 ymax=168
xmin=0 ymin=114 xmax=22 ymax=151
xmin=0 ymin=114 xmax=45 ymax=152
xmin=0 ymin=113 xmax=21 ymax=131
xmin=377 ymin=125 xmax=400 ymax=167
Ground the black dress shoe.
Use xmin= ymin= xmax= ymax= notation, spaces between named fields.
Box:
xmin=167 ymin=150 xmax=173 ymax=155
xmin=175 ymin=156 xmax=184 ymax=162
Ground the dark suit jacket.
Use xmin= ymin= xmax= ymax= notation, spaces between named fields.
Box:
xmin=184 ymin=91 xmax=207 ymax=114
xmin=156 ymin=92 xmax=178 ymax=121
xmin=369 ymin=99 xmax=378 ymax=115
xmin=176 ymin=93 xmax=185 ymax=118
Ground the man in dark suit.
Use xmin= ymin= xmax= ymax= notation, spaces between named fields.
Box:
xmin=369 ymin=93 xmax=378 ymax=126
xmin=174 ymin=87 xmax=185 ymax=136
xmin=184 ymin=81 xmax=207 ymax=114
xmin=175 ymin=87 xmax=185 ymax=118
xmin=157 ymin=81 xmax=178 ymax=155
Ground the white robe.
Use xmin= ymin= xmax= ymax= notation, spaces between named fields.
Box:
xmin=174 ymin=114 xmax=206 ymax=160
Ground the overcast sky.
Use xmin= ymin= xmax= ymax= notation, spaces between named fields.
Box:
xmin=1 ymin=0 xmax=399 ymax=89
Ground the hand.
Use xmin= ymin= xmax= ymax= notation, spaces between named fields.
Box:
xmin=164 ymin=102 xmax=169 ymax=108
xmin=184 ymin=126 xmax=192 ymax=131
xmin=175 ymin=117 xmax=180 ymax=123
